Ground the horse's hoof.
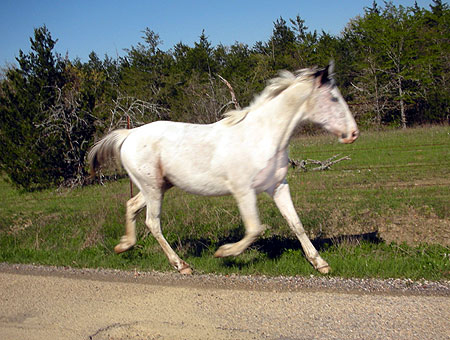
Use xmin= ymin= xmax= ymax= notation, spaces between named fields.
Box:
xmin=317 ymin=265 xmax=331 ymax=274
xmin=114 ymin=243 xmax=133 ymax=254
xmin=214 ymin=248 xmax=225 ymax=258
xmin=214 ymin=244 xmax=236 ymax=258
xmin=214 ymin=247 xmax=228 ymax=258
xmin=179 ymin=266 xmax=193 ymax=275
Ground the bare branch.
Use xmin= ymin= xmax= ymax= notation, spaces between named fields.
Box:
xmin=350 ymin=82 xmax=364 ymax=92
xmin=217 ymin=74 xmax=241 ymax=110
xmin=289 ymin=154 xmax=351 ymax=172
xmin=107 ymin=94 xmax=169 ymax=132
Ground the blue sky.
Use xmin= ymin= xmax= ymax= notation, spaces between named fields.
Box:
xmin=0 ymin=0 xmax=435 ymax=67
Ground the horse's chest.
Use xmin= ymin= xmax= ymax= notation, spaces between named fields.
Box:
xmin=252 ymin=150 xmax=288 ymax=192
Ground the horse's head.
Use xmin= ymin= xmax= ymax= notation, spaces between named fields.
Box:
xmin=305 ymin=62 xmax=359 ymax=144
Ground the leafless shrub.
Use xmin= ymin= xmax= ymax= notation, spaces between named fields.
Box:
xmin=179 ymin=72 xmax=234 ymax=124
xmin=106 ymin=94 xmax=170 ymax=131
xmin=37 ymin=85 xmax=96 ymax=187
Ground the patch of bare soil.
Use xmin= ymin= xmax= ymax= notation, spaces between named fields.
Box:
xmin=377 ymin=207 xmax=450 ymax=247
xmin=308 ymin=205 xmax=450 ymax=248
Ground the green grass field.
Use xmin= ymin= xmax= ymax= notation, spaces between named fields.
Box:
xmin=1 ymin=126 xmax=449 ymax=280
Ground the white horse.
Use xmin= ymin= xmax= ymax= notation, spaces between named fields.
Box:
xmin=88 ymin=62 xmax=358 ymax=275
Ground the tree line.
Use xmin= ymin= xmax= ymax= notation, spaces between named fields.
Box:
xmin=0 ymin=1 xmax=448 ymax=191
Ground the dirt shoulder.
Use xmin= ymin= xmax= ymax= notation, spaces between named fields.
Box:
xmin=1 ymin=263 xmax=449 ymax=340
xmin=1 ymin=262 xmax=449 ymax=296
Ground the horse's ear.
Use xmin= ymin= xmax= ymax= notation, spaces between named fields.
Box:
xmin=314 ymin=61 xmax=334 ymax=88
xmin=328 ymin=60 xmax=335 ymax=75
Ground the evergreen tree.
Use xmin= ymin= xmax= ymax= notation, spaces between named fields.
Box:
xmin=0 ymin=26 xmax=97 ymax=190
xmin=269 ymin=17 xmax=297 ymax=69
xmin=0 ymin=26 xmax=65 ymax=189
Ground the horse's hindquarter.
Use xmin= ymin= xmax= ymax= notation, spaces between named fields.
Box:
xmin=121 ymin=121 xmax=228 ymax=196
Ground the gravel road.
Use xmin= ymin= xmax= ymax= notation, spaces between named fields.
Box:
xmin=1 ymin=263 xmax=449 ymax=340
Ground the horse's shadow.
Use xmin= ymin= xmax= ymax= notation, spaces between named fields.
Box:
xmin=177 ymin=230 xmax=382 ymax=268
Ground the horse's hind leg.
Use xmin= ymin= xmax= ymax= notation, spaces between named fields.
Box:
xmin=214 ymin=190 xmax=264 ymax=257
xmin=144 ymin=189 xmax=192 ymax=275
xmin=114 ymin=192 xmax=146 ymax=254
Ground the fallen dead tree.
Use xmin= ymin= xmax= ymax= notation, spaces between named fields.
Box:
xmin=289 ymin=154 xmax=351 ymax=171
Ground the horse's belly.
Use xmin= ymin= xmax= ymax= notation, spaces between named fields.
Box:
xmin=163 ymin=156 xmax=230 ymax=196
xmin=167 ymin=174 xmax=230 ymax=196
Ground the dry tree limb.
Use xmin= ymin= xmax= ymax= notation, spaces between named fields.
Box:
xmin=289 ymin=154 xmax=351 ymax=171
xmin=108 ymin=95 xmax=169 ymax=131
xmin=217 ymin=74 xmax=241 ymax=110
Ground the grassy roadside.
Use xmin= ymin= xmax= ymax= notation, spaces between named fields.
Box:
xmin=1 ymin=126 xmax=449 ymax=280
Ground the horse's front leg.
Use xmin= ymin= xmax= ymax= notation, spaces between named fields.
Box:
xmin=114 ymin=192 xmax=146 ymax=254
xmin=214 ymin=189 xmax=264 ymax=257
xmin=269 ymin=180 xmax=330 ymax=274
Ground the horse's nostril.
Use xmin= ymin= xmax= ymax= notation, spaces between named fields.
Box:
xmin=341 ymin=130 xmax=359 ymax=143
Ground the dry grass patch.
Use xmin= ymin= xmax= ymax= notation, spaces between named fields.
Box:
xmin=378 ymin=206 xmax=450 ymax=246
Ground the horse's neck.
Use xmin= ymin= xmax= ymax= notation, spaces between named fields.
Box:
xmin=246 ymin=83 xmax=312 ymax=150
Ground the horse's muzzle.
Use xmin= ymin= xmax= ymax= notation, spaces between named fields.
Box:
xmin=340 ymin=130 xmax=359 ymax=144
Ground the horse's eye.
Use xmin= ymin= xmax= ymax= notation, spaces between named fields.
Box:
xmin=331 ymin=96 xmax=339 ymax=102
